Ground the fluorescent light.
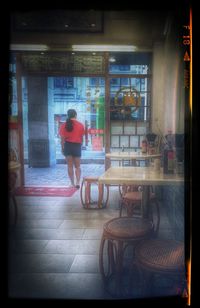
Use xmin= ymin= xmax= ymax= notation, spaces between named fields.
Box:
xmin=72 ymin=45 xmax=137 ymax=52
xmin=9 ymin=44 xmax=137 ymax=52
xmin=10 ymin=44 xmax=49 ymax=51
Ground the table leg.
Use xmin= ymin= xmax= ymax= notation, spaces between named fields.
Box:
xmin=98 ymin=183 xmax=109 ymax=208
xmin=115 ymin=240 xmax=124 ymax=295
xmin=85 ymin=182 xmax=91 ymax=208
xmin=98 ymin=183 xmax=104 ymax=208
xmin=131 ymin=159 xmax=136 ymax=166
xmin=142 ymin=186 xmax=150 ymax=219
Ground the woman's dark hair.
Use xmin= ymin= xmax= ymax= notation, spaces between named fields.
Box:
xmin=65 ymin=109 xmax=77 ymax=132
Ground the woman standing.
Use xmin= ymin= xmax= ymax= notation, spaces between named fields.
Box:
xmin=59 ymin=109 xmax=85 ymax=189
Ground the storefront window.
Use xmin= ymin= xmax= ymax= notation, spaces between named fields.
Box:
xmin=109 ymin=52 xmax=151 ymax=74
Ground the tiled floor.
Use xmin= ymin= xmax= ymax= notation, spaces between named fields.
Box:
xmin=24 ymin=163 xmax=105 ymax=186
xmin=8 ymin=164 xmax=186 ymax=301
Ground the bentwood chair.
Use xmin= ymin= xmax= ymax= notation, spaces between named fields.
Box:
xmin=119 ymin=185 xmax=160 ymax=237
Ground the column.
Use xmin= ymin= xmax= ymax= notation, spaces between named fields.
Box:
xmin=27 ymin=76 xmax=56 ymax=167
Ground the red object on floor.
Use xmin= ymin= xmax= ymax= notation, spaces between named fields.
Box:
xmin=14 ymin=186 xmax=77 ymax=197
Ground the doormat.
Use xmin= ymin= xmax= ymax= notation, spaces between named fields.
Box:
xmin=15 ymin=186 xmax=78 ymax=197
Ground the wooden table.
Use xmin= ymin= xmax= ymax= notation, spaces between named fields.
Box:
xmin=106 ymin=151 xmax=161 ymax=166
xmin=98 ymin=166 xmax=184 ymax=218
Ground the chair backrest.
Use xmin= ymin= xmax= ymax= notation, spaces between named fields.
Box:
xmin=119 ymin=184 xmax=142 ymax=197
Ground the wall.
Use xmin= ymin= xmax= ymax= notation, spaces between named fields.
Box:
xmin=151 ymin=16 xmax=185 ymax=136
xmin=151 ymin=14 xmax=186 ymax=241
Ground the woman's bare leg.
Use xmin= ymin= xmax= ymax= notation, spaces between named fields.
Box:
xmin=66 ymin=156 xmax=75 ymax=186
xmin=73 ymin=157 xmax=81 ymax=187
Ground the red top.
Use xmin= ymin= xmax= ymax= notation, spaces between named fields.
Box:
xmin=59 ymin=120 xmax=85 ymax=144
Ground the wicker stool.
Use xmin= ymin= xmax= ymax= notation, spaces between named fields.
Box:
xmin=134 ymin=239 xmax=186 ymax=297
xmin=119 ymin=186 xmax=160 ymax=236
xmin=80 ymin=176 xmax=109 ymax=209
xmin=99 ymin=217 xmax=153 ymax=296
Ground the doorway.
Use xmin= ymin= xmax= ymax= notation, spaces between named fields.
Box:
xmin=22 ymin=76 xmax=105 ymax=186
xmin=10 ymin=51 xmax=153 ymax=186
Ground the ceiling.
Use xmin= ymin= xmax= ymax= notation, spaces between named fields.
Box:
xmin=11 ymin=10 xmax=104 ymax=33
xmin=10 ymin=10 xmax=176 ymax=52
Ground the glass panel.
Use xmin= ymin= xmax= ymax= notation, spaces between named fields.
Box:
xmin=141 ymin=78 xmax=147 ymax=91
xmin=120 ymin=136 xmax=129 ymax=147
xmin=109 ymin=64 xmax=149 ymax=74
xmin=129 ymin=78 xmax=141 ymax=91
xmin=111 ymin=136 xmax=120 ymax=147
xmin=54 ymin=77 xmax=74 ymax=88
xmin=111 ymin=122 xmax=123 ymax=134
xmin=137 ymin=124 xmax=147 ymax=135
xmin=130 ymin=136 xmax=139 ymax=148
xmin=124 ymin=122 xmax=136 ymax=134
xmin=109 ymin=52 xmax=152 ymax=74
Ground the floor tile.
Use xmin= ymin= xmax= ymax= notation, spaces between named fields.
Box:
xmin=9 ymin=253 xmax=75 ymax=273
xmin=69 ymin=255 xmax=99 ymax=273
xmin=42 ymin=240 xmax=81 ymax=254
xmin=16 ymin=219 xmax=63 ymax=229
xmin=8 ymin=273 xmax=113 ymax=299
xmin=82 ymin=228 xmax=103 ymax=239
xmin=10 ymin=240 xmax=49 ymax=254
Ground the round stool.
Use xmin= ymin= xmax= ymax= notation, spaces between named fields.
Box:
xmin=134 ymin=239 xmax=186 ymax=297
xmin=99 ymin=217 xmax=153 ymax=296
xmin=80 ymin=176 xmax=109 ymax=209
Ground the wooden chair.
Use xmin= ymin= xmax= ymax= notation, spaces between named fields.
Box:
xmin=119 ymin=185 xmax=160 ymax=236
